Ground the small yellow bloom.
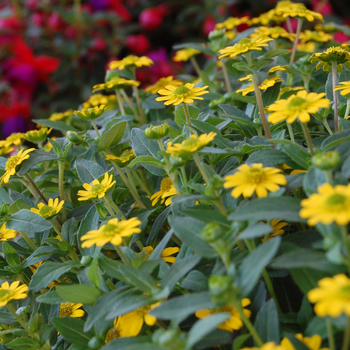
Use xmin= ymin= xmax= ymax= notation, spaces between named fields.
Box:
xmin=173 ymin=48 xmax=200 ymax=62
xmin=105 ymin=149 xmax=135 ymax=167
xmin=109 ymin=55 xmax=153 ymax=70
xmin=196 ymin=298 xmax=251 ymax=332
xmin=0 ymin=133 xmax=23 ymax=148
xmin=93 ymin=78 xmax=140 ymax=93
xmin=309 ymin=47 xmax=350 ymax=73
xmin=281 ymin=334 xmax=329 ymax=350
xmin=297 ymin=42 xmax=316 ymax=53
xmin=59 ymin=303 xmax=85 ymax=318
xmin=267 ymin=90 xmax=330 ymax=124
xmin=0 ymin=281 xmax=28 ymax=308
xmin=224 ymin=163 xmax=287 ymax=198
xmin=299 ymin=30 xmax=332 ymax=43
xmin=143 ymin=245 xmax=180 ymax=264
xmin=334 ymin=81 xmax=350 ymax=97
xmin=23 ymin=127 xmax=52 ymax=143
xmin=77 ymin=173 xmax=116 ymax=201
xmin=215 ymin=16 xmax=250 ymax=30
xmin=74 ymin=105 xmax=108 ymax=120
xmin=150 ymin=177 xmax=177 ymax=206
xmin=81 ymin=217 xmax=141 ymax=248
xmin=0 ymin=146 xmax=14 ymax=157
xmin=49 ymin=110 xmax=73 ymax=121
xmin=300 ymin=183 xmax=350 ymax=226
xmin=238 ymin=74 xmax=283 ymax=95
xmin=218 ymin=38 xmax=272 ymax=60
xmin=308 ymin=274 xmax=350 ymax=317
xmin=241 ymin=342 xmax=284 ymax=350
xmin=250 ymin=26 xmax=295 ymax=42
xmin=145 ymin=76 xmax=183 ymax=94
xmin=0 ymin=223 xmax=17 ymax=241
xmin=269 ymin=65 xmax=287 ymax=74
xmin=82 ymin=94 xmax=118 ymax=109
xmin=262 ymin=219 xmax=288 ymax=242
xmin=105 ymin=315 xmax=140 ymax=343
xmin=156 ymin=83 xmax=209 ymax=106
xmin=0 ymin=148 xmax=35 ymax=185
xmin=277 ymin=3 xmax=323 ymax=22
xmin=31 ymin=198 xmax=65 ymax=220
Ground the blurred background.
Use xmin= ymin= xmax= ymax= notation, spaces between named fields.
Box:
xmin=0 ymin=0 xmax=349 ymax=137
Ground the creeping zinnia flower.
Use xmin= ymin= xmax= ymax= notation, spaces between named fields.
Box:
xmin=224 ymin=163 xmax=287 ymax=198
xmin=150 ymin=177 xmax=177 ymax=206
xmin=156 ymin=83 xmax=209 ymax=106
xmin=31 ymin=198 xmax=65 ymax=220
xmin=145 ymin=76 xmax=183 ymax=94
xmin=299 ymin=30 xmax=332 ymax=44
xmin=74 ymin=105 xmax=108 ymax=120
xmin=77 ymin=173 xmax=116 ymax=201
xmin=105 ymin=150 xmax=135 ymax=168
xmin=215 ymin=16 xmax=251 ymax=30
xmin=59 ymin=303 xmax=85 ymax=318
xmin=0 ymin=148 xmax=35 ymax=185
xmin=93 ymin=78 xmax=140 ymax=93
xmin=109 ymin=55 xmax=153 ymax=70
xmin=0 ymin=223 xmax=17 ymax=241
xmin=250 ymin=26 xmax=295 ymax=42
xmin=81 ymin=217 xmax=141 ymax=248
xmin=334 ymin=81 xmax=350 ymax=97
xmin=309 ymin=47 xmax=350 ymax=73
xmin=267 ymin=90 xmax=330 ymax=124
xmin=0 ymin=281 xmax=28 ymax=308
xmin=173 ymin=48 xmax=200 ymax=62
xmin=105 ymin=315 xmax=140 ymax=343
xmin=281 ymin=334 xmax=328 ymax=350
xmin=300 ymin=183 xmax=350 ymax=226
xmin=143 ymin=245 xmax=179 ymax=263
xmin=0 ymin=133 xmax=23 ymax=148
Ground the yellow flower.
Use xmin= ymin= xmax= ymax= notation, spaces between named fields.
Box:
xmin=93 ymin=78 xmax=140 ymax=93
xmin=224 ymin=163 xmax=287 ymax=198
xmin=0 ymin=146 xmax=14 ymax=157
xmin=166 ymin=132 xmax=216 ymax=156
xmin=0 ymin=148 xmax=35 ymax=185
xmin=262 ymin=220 xmax=288 ymax=242
xmin=300 ymin=183 xmax=350 ymax=226
xmin=236 ymin=85 xmax=255 ymax=96
xmin=0 ymin=223 xmax=17 ymax=241
xmin=309 ymin=47 xmax=350 ymax=73
xmin=0 ymin=281 xmax=28 ymax=308
xmin=173 ymin=48 xmax=200 ymax=62
xmin=109 ymin=55 xmax=153 ymax=70
xmin=215 ymin=16 xmax=251 ymax=30
xmin=281 ymin=334 xmax=329 ymax=350
xmin=307 ymin=274 xmax=350 ymax=317
xmin=156 ymin=83 xmax=209 ymax=106
xmin=82 ymin=94 xmax=118 ymax=109
xmin=143 ymin=245 xmax=180 ymax=263
xmin=299 ymin=30 xmax=332 ymax=43
xmin=240 ymin=342 xmax=285 ymax=350
xmin=150 ymin=177 xmax=177 ymax=206
xmin=105 ymin=315 xmax=140 ymax=343
xmin=0 ymin=133 xmax=23 ymax=148
xmin=250 ymin=26 xmax=295 ymax=42
xmin=59 ymin=303 xmax=85 ymax=318
xmin=334 ymin=81 xmax=350 ymax=97
xmin=269 ymin=65 xmax=287 ymax=74
xmin=81 ymin=217 xmax=141 ymax=248
xmin=297 ymin=42 xmax=315 ymax=53
xmin=78 ymin=173 xmax=116 ymax=201
xmin=105 ymin=149 xmax=135 ymax=168
xmin=49 ymin=110 xmax=73 ymax=121
xmin=267 ymin=90 xmax=330 ymax=124
xmin=277 ymin=4 xmax=323 ymax=22
xmin=31 ymin=198 xmax=65 ymax=220
xmin=218 ymin=38 xmax=273 ymax=60
xmin=23 ymin=127 xmax=52 ymax=143
xmin=145 ymin=76 xmax=183 ymax=94
xmin=74 ymin=105 xmax=108 ymax=120
xmin=195 ymin=298 xmax=251 ymax=332
xmin=237 ymin=73 xmax=283 ymax=97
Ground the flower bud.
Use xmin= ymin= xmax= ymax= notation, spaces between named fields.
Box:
xmin=311 ymin=151 xmax=341 ymax=170
xmin=66 ymin=131 xmax=83 ymax=144
xmin=211 ymin=174 xmax=224 ymax=190
xmin=88 ymin=336 xmax=104 ymax=349
xmin=80 ymin=256 xmax=93 ymax=266
xmin=208 ymin=28 xmax=226 ymax=41
xmin=144 ymin=122 xmax=169 ymax=140
xmin=169 ymin=154 xmax=190 ymax=168
xmin=74 ymin=105 xmax=108 ymax=120
xmin=209 ymin=275 xmax=234 ymax=297
xmin=201 ymin=222 xmax=223 ymax=242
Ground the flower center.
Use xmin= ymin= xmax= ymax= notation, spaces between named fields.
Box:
xmin=288 ymin=96 xmax=307 ymax=109
xmin=102 ymin=224 xmax=121 ymax=237
xmin=339 ymin=285 xmax=350 ymax=300
xmin=173 ymin=86 xmax=191 ymax=97
xmin=212 ymin=305 xmax=232 ymax=313
xmin=6 ymin=156 xmax=20 ymax=170
xmin=39 ymin=206 xmax=56 ymax=219
xmin=160 ymin=177 xmax=173 ymax=192
xmin=0 ymin=289 xmax=12 ymax=302
xmin=105 ymin=327 xmax=121 ymax=343
xmin=326 ymin=193 xmax=348 ymax=208
xmin=245 ymin=168 xmax=266 ymax=184
xmin=59 ymin=303 xmax=73 ymax=317
xmin=91 ymin=184 xmax=105 ymax=195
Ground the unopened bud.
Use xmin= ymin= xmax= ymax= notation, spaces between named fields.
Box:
xmin=312 ymin=151 xmax=340 ymax=170
xmin=66 ymin=131 xmax=83 ymax=144
xmin=201 ymin=222 xmax=223 ymax=242
xmin=144 ymin=122 xmax=170 ymax=140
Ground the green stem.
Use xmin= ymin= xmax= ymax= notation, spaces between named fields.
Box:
xmin=102 ymin=197 xmax=115 ymax=216
xmin=180 ymin=167 xmax=188 ymax=189
xmin=105 ymin=195 xmax=126 ymax=219
xmin=286 ymin=123 xmax=295 ymax=143
xmin=182 ymin=103 xmax=192 ymax=126
xmin=125 ymin=167 xmax=137 ymax=193
xmin=131 ymin=169 xmax=151 ymax=196
xmin=190 ymin=57 xmax=201 ymax=76
xmin=262 ymin=269 xmax=282 ymax=313
xmin=58 ymin=161 xmax=67 ymax=220
xmin=120 ymin=89 xmax=138 ymax=117
xmin=289 ymin=18 xmax=303 ymax=65
xmin=24 ymin=174 xmax=48 ymax=204
xmin=20 ymin=231 xmax=37 ymax=251
xmin=340 ymin=225 xmax=350 ymax=276
xmin=332 ymin=61 xmax=339 ymax=133
xmin=106 ymin=279 xmax=116 ymax=290
xmin=300 ymin=122 xmax=314 ymax=156
xmin=115 ymin=89 xmax=126 ymax=115
xmin=323 ymin=119 xmax=333 ymax=135
xmin=7 ymin=303 xmax=38 ymax=339
xmin=342 ymin=316 xmax=350 ymax=350
xmin=325 ymin=170 xmax=333 ymax=185
xmin=91 ymin=120 xmax=101 ymax=139
xmin=132 ymin=86 xmax=146 ymax=124
xmin=114 ymin=245 xmax=130 ymax=266
xmin=326 ymin=319 xmax=336 ymax=350
xmin=193 ymin=152 xmax=210 ymax=184
xmin=345 ymin=98 xmax=350 ymax=119
xmin=220 ymin=60 xmax=232 ymax=93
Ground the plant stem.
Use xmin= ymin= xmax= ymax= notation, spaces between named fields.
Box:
xmin=115 ymin=89 xmax=126 ymax=115
xmin=182 ymin=103 xmax=192 ymax=126
xmin=132 ymin=86 xmax=146 ymax=124
xmin=332 ymin=61 xmax=339 ymax=133
xmin=125 ymin=167 xmax=137 ymax=193
xmin=121 ymin=89 xmax=138 ymax=117
xmin=58 ymin=161 xmax=67 ymax=220
xmin=345 ymin=98 xmax=350 ymax=120
xmin=24 ymin=174 xmax=48 ymax=204
xmin=102 ymin=196 xmax=116 ymax=216
xmin=325 ymin=170 xmax=333 ymax=185
xmin=300 ymin=122 xmax=314 ymax=156
xmin=7 ymin=303 xmax=38 ymax=339
xmin=131 ymin=169 xmax=151 ymax=196
xmin=289 ymin=18 xmax=303 ymax=65
xmin=262 ymin=269 xmax=282 ymax=313
xmin=91 ymin=120 xmax=101 ymax=139
xmin=193 ymin=152 xmax=210 ymax=184
xmin=342 ymin=316 xmax=350 ymax=350
xmin=326 ymin=319 xmax=336 ymax=350
xmin=220 ymin=60 xmax=232 ymax=93
xmin=105 ymin=195 xmax=126 ymax=219
xmin=114 ymin=245 xmax=130 ymax=266
xmin=190 ymin=57 xmax=201 ymax=76
xmin=286 ymin=123 xmax=295 ymax=143
xmin=180 ymin=167 xmax=188 ymax=189
xmin=323 ymin=119 xmax=333 ymax=135
xmin=340 ymin=225 xmax=350 ymax=276
xmin=20 ymin=231 xmax=37 ymax=251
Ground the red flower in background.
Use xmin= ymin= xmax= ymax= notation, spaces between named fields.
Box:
xmin=126 ymin=34 xmax=150 ymax=54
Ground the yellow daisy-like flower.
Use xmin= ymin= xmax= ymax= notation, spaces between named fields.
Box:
xmin=173 ymin=48 xmax=200 ymax=62
xmin=23 ymin=127 xmax=52 ymax=143
xmin=156 ymin=83 xmax=209 ymax=106
xmin=267 ymin=90 xmax=330 ymax=124
xmin=269 ymin=65 xmax=287 ymax=74
xmin=143 ymin=245 xmax=180 ymax=264
xmin=150 ymin=177 xmax=177 ymax=206
xmin=224 ymin=163 xmax=287 ymax=198
xmin=145 ymin=76 xmax=183 ymax=94
xmin=309 ymin=47 xmax=350 ymax=73
xmin=0 ymin=148 xmax=35 ymax=185
xmin=334 ymin=81 xmax=350 ymax=97
xmin=299 ymin=30 xmax=332 ymax=43
xmin=105 ymin=149 xmax=135 ymax=168
xmin=236 ymin=85 xmax=255 ymax=96
xmin=300 ymin=183 xmax=350 ymax=226
xmin=195 ymin=298 xmax=251 ymax=332
xmin=241 ymin=343 xmax=285 ymax=350
xmin=281 ymin=334 xmax=329 ymax=350
xmin=82 ymin=94 xmax=118 ymax=109
xmin=0 ymin=133 xmax=23 ymax=148
xmin=297 ymin=42 xmax=316 ymax=53
xmin=49 ymin=109 xmax=74 ymax=121
xmin=0 ymin=146 xmax=14 ymax=157
xmin=93 ymin=78 xmax=140 ymax=93
xmin=59 ymin=303 xmax=85 ymax=318
xmin=109 ymin=55 xmax=153 ymax=70
xmin=307 ymin=274 xmax=350 ymax=317
xmin=105 ymin=315 xmax=140 ymax=343
xmin=74 ymin=105 xmax=108 ymax=120
xmin=262 ymin=219 xmax=288 ymax=242
xmin=237 ymin=76 xmax=283 ymax=96
xmin=218 ymin=37 xmax=273 ymax=60
xmin=0 ymin=281 xmax=28 ymax=308
xmin=31 ymin=198 xmax=65 ymax=220
xmin=215 ymin=16 xmax=250 ymax=30
xmin=278 ymin=4 xmax=323 ymax=22
xmin=81 ymin=217 xmax=141 ymax=248
xmin=166 ymin=132 xmax=216 ymax=156
xmin=0 ymin=223 xmax=17 ymax=241
xmin=250 ymin=26 xmax=295 ymax=42
xmin=77 ymin=173 xmax=116 ymax=201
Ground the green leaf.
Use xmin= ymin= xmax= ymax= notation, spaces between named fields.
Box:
xmin=3 ymin=242 xmax=21 ymax=267
xmin=262 ymin=82 xmax=281 ymax=106
xmin=98 ymin=121 xmax=126 ymax=151
xmin=87 ymin=257 xmax=101 ymax=288
xmin=342 ymin=154 xmax=350 ymax=177
xmin=247 ymin=149 xmax=298 ymax=168
xmin=254 ymin=299 xmax=280 ymax=343
xmin=303 ymin=166 xmax=327 ymax=196
xmin=285 ymin=334 xmax=311 ymax=350
xmin=238 ymin=223 xmax=273 ymax=240
xmin=175 ymin=105 xmax=199 ymax=127
xmin=228 ymin=197 xmax=304 ymax=222
xmin=18 ymin=150 xmax=57 ymax=175
xmin=56 ymin=284 xmax=103 ymax=305
xmin=7 ymin=337 xmax=41 ymax=350
xmin=289 ymin=267 xmax=329 ymax=294
xmin=7 ymin=209 xmax=52 ymax=233
xmin=33 ymin=119 xmax=80 ymax=133
xmin=237 ymin=237 xmax=281 ymax=296
xmin=180 ymin=270 xmax=208 ymax=292
xmin=97 ymin=253 xmax=124 ymax=280
xmin=321 ymin=129 xmax=350 ymax=151
xmin=77 ymin=205 xmax=99 ymax=256
xmin=52 ymin=317 xmax=94 ymax=346
xmin=36 ymin=290 xmax=65 ymax=304
xmin=219 ymin=104 xmax=256 ymax=128
xmin=128 ymin=156 xmax=164 ymax=168
xmin=233 ymin=334 xmax=251 ymax=350
xmin=118 ymin=265 xmax=158 ymax=293
xmin=29 ymin=261 xmax=81 ymax=292
xmin=101 ymin=337 xmax=162 ymax=350
xmin=280 ymin=144 xmax=310 ymax=169
xmin=75 ymin=159 xmax=106 ymax=184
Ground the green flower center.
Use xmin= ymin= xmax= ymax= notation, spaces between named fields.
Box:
xmin=288 ymin=96 xmax=307 ymax=109
xmin=39 ymin=206 xmax=56 ymax=219
xmin=0 ymin=289 xmax=12 ymax=302
xmin=326 ymin=193 xmax=348 ymax=207
xmin=173 ymin=86 xmax=191 ymax=97
xmin=339 ymin=285 xmax=350 ymax=300
xmin=60 ymin=303 xmax=74 ymax=317
xmin=212 ymin=305 xmax=232 ymax=313
xmin=91 ymin=184 xmax=105 ymax=196
xmin=6 ymin=156 xmax=20 ymax=171
xmin=102 ymin=224 xmax=121 ymax=237
xmin=245 ymin=168 xmax=266 ymax=184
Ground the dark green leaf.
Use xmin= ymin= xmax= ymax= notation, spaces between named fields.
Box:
xmin=77 ymin=205 xmax=99 ymax=256
xmin=175 ymin=105 xmax=199 ymax=127
xmin=238 ymin=223 xmax=273 ymax=240
xmin=98 ymin=121 xmax=126 ymax=151
xmin=281 ymin=144 xmax=310 ymax=169
xmin=7 ymin=337 xmax=41 ymax=350
xmin=3 ymin=242 xmax=21 ymax=267
xmin=33 ymin=119 xmax=79 ymax=133
xmin=180 ymin=270 xmax=208 ymax=292
xmin=19 ymin=150 xmax=57 ymax=175
xmin=7 ymin=210 xmax=52 ymax=233
xmin=128 ymin=156 xmax=164 ymax=168
xmin=56 ymin=284 xmax=103 ymax=305
xmin=254 ymin=299 xmax=279 ymax=343
xmin=75 ymin=159 xmax=106 ymax=184
xmin=321 ymin=129 xmax=350 ymax=151
xmin=247 ymin=149 xmax=298 ymax=168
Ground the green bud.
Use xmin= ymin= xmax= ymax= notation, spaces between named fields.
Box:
xmin=144 ymin=122 xmax=170 ymax=140
xmin=312 ymin=151 xmax=341 ymax=170
xmin=88 ymin=336 xmax=104 ymax=349
xmin=16 ymin=306 xmax=31 ymax=315
xmin=208 ymin=28 xmax=226 ymax=41
xmin=209 ymin=275 xmax=234 ymax=297
xmin=201 ymin=222 xmax=223 ymax=242
xmin=169 ymin=154 xmax=190 ymax=168
xmin=96 ymin=202 xmax=107 ymax=219
xmin=66 ymin=131 xmax=83 ymax=144
xmin=223 ymin=92 xmax=234 ymax=102
xmin=80 ymin=256 xmax=93 ymax=266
